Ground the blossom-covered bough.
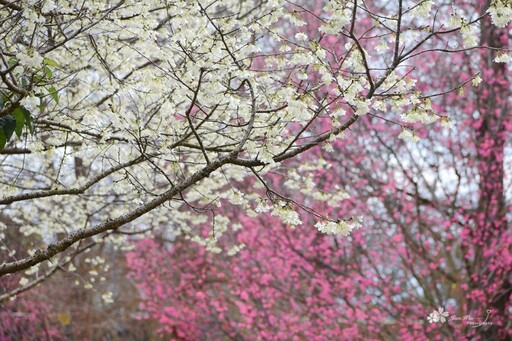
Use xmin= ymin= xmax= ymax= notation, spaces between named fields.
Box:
xmin=0 ymin=0 xmax=510 ymax=319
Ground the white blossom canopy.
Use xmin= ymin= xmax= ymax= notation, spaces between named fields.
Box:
xmin=0 ymin=0 xmax=510 ymax=283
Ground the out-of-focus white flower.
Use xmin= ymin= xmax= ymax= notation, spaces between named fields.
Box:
xmin=472 ymin=75 xmax=483 ymax=86
xmin=297 ymin=72 xmax=308 ymax=80
xmin=319 ymin=5 xmax=349 ymax=34
xmin=448 ymin=10 xmax=462 ymax=29
xmin=101 ymin=291 xmax=114 ymax=304
xmin=412 ymin=1 xmax=434 ymax=18
xmin=42 ymin=0 xmax=57 ymax=13
xmin=461 ymin=24 xmax=478 ymax=49
xmin=295 ymin=32 xmax=308 ymax=41
xmin=229 ymin=190 xmax=246 ymax=206
xmin=17 ymin=50 xmax=44 ymax=68
xmin=20 ymin=96 xmax=41 ymax=112
xmin=315 ymin=217 xmax=362 ymax=236
xmin=398 ymin=128 xmax=420 ymax=142
xmin=227 ymin=243 xmax=245 ymax=256
xmin=279 ymin=44 xmax=291 ymax=52
xmin=258 ymin=147 xmax=275 ymax=165
xmin=255 ymin=198 xmax=271 ymax=213
xmin=440 ymin=116 xmax=453 ymax=129
xmin=494 ymin=53 xmax=512 ymax=63
xmin=488 ymin=1 xmax=512 ymax=27
xmin=401 ymin=110 xmax=438 ymax=124
xmin=355 ymin=100 xmax=369 ymax=116
xmin=271 ymin=202 xmax=301 ymax=226
xmin=331 ymin=108 xmax=346 ymax=118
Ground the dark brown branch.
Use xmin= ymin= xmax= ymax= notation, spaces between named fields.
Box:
xmin=0 ymin=156 xmax=145 ymax=205
xmin=0 ymin=0 xmax=21 ymax=11
xmin=184 ymin=69 xmax=210 ymax=164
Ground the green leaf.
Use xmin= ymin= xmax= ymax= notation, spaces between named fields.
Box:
xmin=33 ymin=74 xmax=44 ymax=83
xmin=7 ymin=57 xmax=17 ymax=68
xmin=47 ymin=86 xmax=59 ymax=104
xmin=20 ymin=77 xmax=28 ymax=88
xmin=0 ymin=129 xmax=6 ymax=150
xmin=12 ymin=107 xmax=25 ymax=138
xmin=20 ymin=106 xmax=34 ymax=134
xmin=0 ymin=115 xmax=16 ymax=141
xmin=43 ymin=58 xmax=59 ymax=68
xmin=0 ymin=92 xmax=8 ymax=110
xmin=44 ymin=66 xmax=53 ymax=79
